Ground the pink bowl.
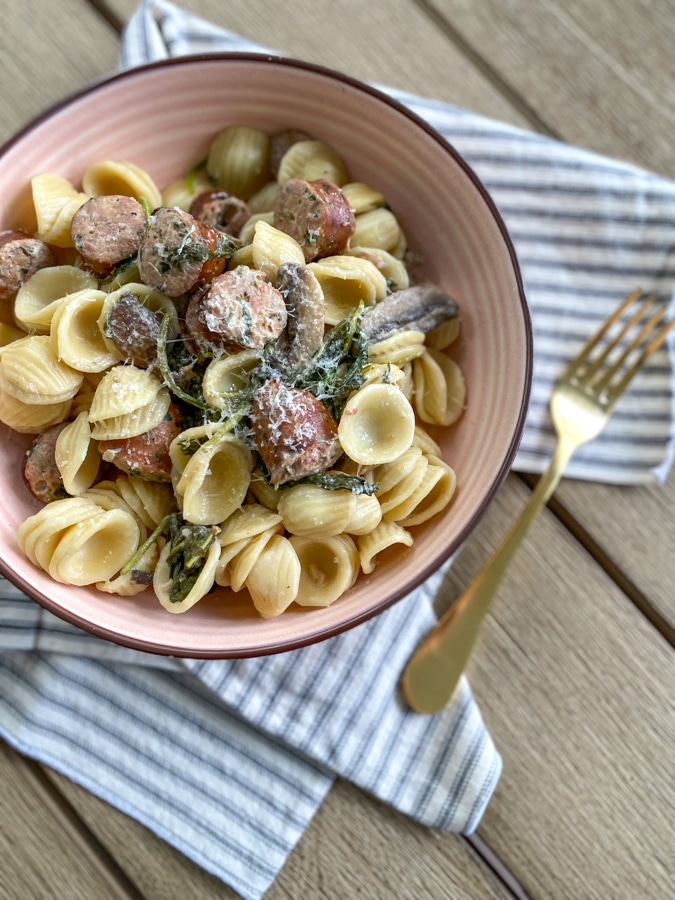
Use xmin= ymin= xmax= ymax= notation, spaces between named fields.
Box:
xmin=0 ymin=55 xmax=531 ymax=657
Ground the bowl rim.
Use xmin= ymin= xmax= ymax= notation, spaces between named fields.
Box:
xmin=0 ymin=53 xmax=533 ymax=657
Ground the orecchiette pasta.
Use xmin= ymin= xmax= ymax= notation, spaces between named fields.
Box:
xmin=250 ymin=219 xmax=305 ymax=279
xmin=0 ymin=334 xmax=83 ymax=404
xmin=276 ymin=139 xmax=348 ymax=186
xmin=3 ymin=124 xmax=466 ymax=620
xmin=357 ymin=521 xmax=414 ymax=575
xmin=14 ymin=265 xmax=97 ymax=332
xmin=82 ymin=160 xmax=163 ymax=209
xmin=31 ymin=174 xmax=89 ymax=247
xmin=412 ymin=347 xmax=466 ymax=426
xmin=351 ymin=207 xmax=404 ymax=254
xmin=308 ymin=255 xmax=388 ymax=324
xmin=55 ymin=412 xmax=100 ymax=496
xmin=207 ymin=125 xmax=271 ymax=199
xmin=175 ymin=432 xmax=253 ymax=526
xmin=290 ymin=533 xmax=360 ymax=607
xmin=51 ymin=289 xmax=120 ymax=372
xmin=338 ymin=383 xmax=416 ymax=466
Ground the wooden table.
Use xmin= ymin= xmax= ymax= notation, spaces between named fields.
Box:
xmin=1 ymin=1 xmax=673 ymax=897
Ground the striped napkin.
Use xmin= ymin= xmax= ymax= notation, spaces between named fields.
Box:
xmin=1 ymin=2 xmax=675 ymax=898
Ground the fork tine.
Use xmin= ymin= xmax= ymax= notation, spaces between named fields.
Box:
xmin=592 ymin=299 xmax=664 ymax=391
xmin=607 ymin=314 xmax=675 ymax=403
xmin=583 ymin=293 xmax=656 ymax=383
xmin=562 ymin=288 xmax=642 ymax=379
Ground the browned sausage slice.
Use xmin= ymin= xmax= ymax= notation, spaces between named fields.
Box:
xmin=273 ymin=178 xmax=355 ymax=262
xmin=98 ymin=403 xmax=184 ymax=483
xmin=0 ymin=231 xmax=56 ymax=305
xmin=251 ymin=377 xmax=342 ymax=485
xmin=184 ymin=266 xmax=287 ymax=354
xmin=70 ymin=195 xmax=147 ymax=276
xmin=23 ymin=422 xmax=69 ymax=503
xmin=189 ymin=190 xmax=252 ymax=237
xmin=138 ymin=207 xmax=236 ymax=297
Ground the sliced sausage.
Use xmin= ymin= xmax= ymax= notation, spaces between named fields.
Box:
xmin=189 ymin=190 xmax=252 ymax=237
xmin=184 ymin=266 xmax=287 ymax=354
xmin=251 ymin=377 xmax=342 ymax=485
xmin=23 ymin=422 xmax=69 ymax=503
xmin=104 ymin=291 xmax=161 ymax=368
xmin=271 ymin=263 xmax=325 ymax=372
xmin=98 ymin=403 xmax=184 ymax=483
xmin=138 ymin=207 xmax=238 ymax=297
xmin=0 ymin=231 xmax=56 ymax=305
xmin=70 ymin=195 xmax=147 ymax=276
xmin=273 ymin=178 xmax=355 ymax=262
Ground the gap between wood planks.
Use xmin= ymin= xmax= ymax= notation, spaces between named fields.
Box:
xmin=518 ymin=473 xmax=675 ymax=648
xmin=2 ymin=740 xmax=146 ymax=900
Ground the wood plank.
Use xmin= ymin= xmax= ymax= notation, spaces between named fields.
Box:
xmin=423 ymin=0 xmax=675 ymax=632
xmin=103 ymin=0 xmax=532 ymax=127
xmin=426 ymin=0 xmax=675 ymax=176
xmin=441 ymin=475 xmax=674 ymax=899
xmin=0 ymin=740 xmax=139 ymax=899
xmin=44 ymin=765 xmax=512 ymax=898
xmin=549 ymin=473 xmax=675 ymax=630
xmin=0 ymin=0 xmax=119 ymax=143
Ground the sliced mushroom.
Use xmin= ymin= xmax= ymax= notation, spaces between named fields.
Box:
xmin=360 ymin=283 xmax=458 ymax=344
xmin=271 ymin=262 xmax=326 ymax=372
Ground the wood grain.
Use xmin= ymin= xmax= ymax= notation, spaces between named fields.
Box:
xmin=0 ymin=741 xmax=138 ymax=900
xmin=0 ymin=1 xmax=673 ymax=899
xmin=0 ymin=0 xmax=118 ymax=142
xmin=41 ymin=767 xmax=511 ymax=899
xmin=426 ymin=0 xmax=675 ymax=176
xmin=103 ymin=0 xmax=532 ymax=127
xmin=444 ymin=476 xmax=674 ymax=899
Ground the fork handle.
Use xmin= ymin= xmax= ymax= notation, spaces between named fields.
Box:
xmin=401 ymin=435 xmax=577 ymax=714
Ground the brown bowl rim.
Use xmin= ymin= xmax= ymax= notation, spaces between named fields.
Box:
xmin=0 ymin=53 xmax=533 ymax=657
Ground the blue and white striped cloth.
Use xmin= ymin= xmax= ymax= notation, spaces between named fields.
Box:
xmin=1 ymin=2 xmax=675 ymax=898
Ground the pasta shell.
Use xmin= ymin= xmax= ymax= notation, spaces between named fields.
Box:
xmin=276 ymin=140 xmax=348 ymax=186
xmin=82 ymin=160 xmax=162 ymax=210
xmin=48 ymin=508 xmax=141 ymax=586
xmin=88 ymin=365 xmax=164 ymax=421
xmin=357 ymin=522 xmax=414 ymax=575
xmin=31 ymin=173 xmax=88 ymax=247
xmin=290 ymin=533 xmax=359 ymax=606
xmin=207 ymin=125 xmax=271 ymax=200
xmin=89 ymin=389 xmax=171 ymax=441
xmin=0 ymin=384 xmax=71 ymax=433
xmin=177 ymin=433 xmax=253 ymax=526
xmin=0 ymin=335 xmax=83 ymax=404
xmin=352 ymin=207 xmax=402 ymax=253
xmin=51 ymin=289 xmax=119 ymax=372
xmin=308 ymin=255 xmax=387 ymax=325
xmin=338 ymin=382 xmax=416 ymax=466
xmin=55 ymin=411 xmax=101 ymax=495
xmin=161 ymin=171 xmax=213 ymax=211
xmin=250 ymin=219 xmax=305 ymax=280
xmin=14 ymin=265 xmax=97 ymax=333
xmin=413 ymin=348 xmax=466 ymax=426
xmin=246 ymin=534 xmax=301 ymax=618
xmin=340 ymin=182 xmax=386 ymax=215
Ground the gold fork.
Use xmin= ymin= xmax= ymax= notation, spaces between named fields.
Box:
xmin=402 ymin=289 xmax=675 ymax=714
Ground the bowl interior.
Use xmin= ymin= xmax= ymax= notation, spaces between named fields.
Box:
xmin=0 ymin=56 xmax=531 ymax=656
